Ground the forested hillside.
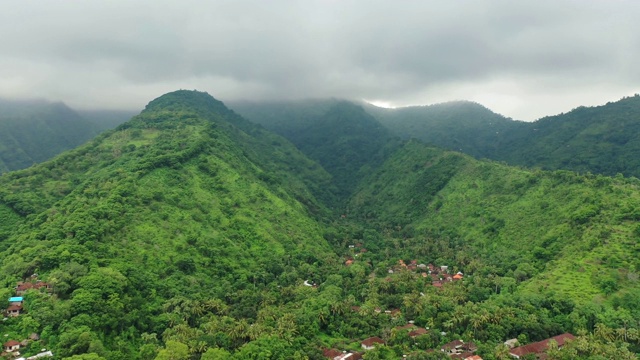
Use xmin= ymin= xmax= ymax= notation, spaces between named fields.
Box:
xmin=350 ymin=140 xmax=640 ymax=303
xmin=234 ymin=100 xmax=401 ymax=201
xmin=0 ymin=99 xmax=101 ymax=173
xmin=363 ymin=101 xmax=517 ymax=159
xmin=366 ymin=95 xmax=640 ymax=178
xmin=494 ymin=95 xmax=640 ymax=176
xmin=0 ymin=91 xmax=639 ymax=359
xmin=0 ymin=91 xmax=339 ymax=359
xmin=238 ymin=95 xmax=640 ymax=180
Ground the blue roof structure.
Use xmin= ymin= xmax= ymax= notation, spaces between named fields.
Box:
xmin=9 ymin=297 xmax=23 ymax=302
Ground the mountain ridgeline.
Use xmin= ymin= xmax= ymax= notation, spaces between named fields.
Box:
xmin=1 ymin=90 xmax=639 ymax=359
xmin=364 ymin=95 xmax=640 ymax=179
xmin=0 ymin=99 xmax=100 ymax=173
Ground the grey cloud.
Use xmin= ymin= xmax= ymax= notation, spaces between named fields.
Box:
xmin=0 ymin=0 xmax=639 ymax=120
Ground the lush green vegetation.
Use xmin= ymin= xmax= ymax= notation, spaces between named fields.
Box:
xmin=234 ymin=100 xmax=401 ymax=202
xmin=363 ymin=100 xmax=517 ymax=160
xmin=0 ymin=90 xmax=639 ymax=359
xmin=0 ymin=99 xmax=102 ymax=173
xmin=495 ymin=95 xmax=640 ymax=177
xmin=366 ymin=95 xmax=640 ymax=180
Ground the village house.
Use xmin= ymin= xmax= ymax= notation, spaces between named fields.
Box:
xmin=3 ymin=340 xmax=20 ymax=353
xmin=395 ymin=323 xmax=417 ymax=331
xmin=345 ymin=259 xmax=354 ymax=266
xmin=334 ymin=352 xmax=362 ymax=360
xmin=504 ymin=338 xmax=519 ymax=348
xmin=464 ymin=356 xmax=483 ymax=360
xmin=509 ymin=333 xmax=575 ymax=359
xmin=6 ymin=304 xmax=23 ymax=317
xmin=9 ymin=296 xmax=23 ymax=305
xmin=408 ymin=328 xmax=429 ymax=338
xmin=441 ymin=339 xmax=465 ymax=354
xmin=16 ymin=281 xmax=52 ymax=296
xmin=323 ymin=348 xmax=343 ymax=359
xmin=441 ymin=340 xmax=477 ymax=356
xmin=16 ymin=350 xmax=54 ymax=360
xmin=361 ymin=337 xmax=385 ymax=350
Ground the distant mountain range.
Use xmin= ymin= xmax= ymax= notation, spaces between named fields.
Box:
xmin=234 ymin=94 xmax=640 ymax=179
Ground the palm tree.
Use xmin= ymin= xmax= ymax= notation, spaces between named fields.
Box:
xmin=595 ymin=323 xmax=614 ymax=342
xmin=229 ymin=319 xmax=248 ymax=344
xmin=246 ymin=323 xmax=267 ymax=340
xmin=190 ymin=340 xmax=208 ymax=354
xmin=494 ymin=344 xmax=511 ymax=360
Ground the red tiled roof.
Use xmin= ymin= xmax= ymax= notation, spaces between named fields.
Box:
xmin=3 ymin=340 xmax=20 ymax=347
xmin=16 ymin=283 xmax=34 ymax=291
xmin=395 ymin=323 xmax=416 ymax=331
xmin=453 ymin=274 xmax=463 ymax=280
xmin=510 ymin=333 xmax=575 ymax=358
xmin=6 ymin=305 xmax=22 ymax=311
xmin=361 ymin=337 xmax=384 ymax=347
xmin=336 ymin=353 xmax=362 ymax=360
xmin=323 ymin=348 xmax=343 ymax=358
xmin=409 ymin=328 xmax=429 ymax=337
xmin=464 ymin=356 xmax=483 ymax=360
xmin=442 ymin=339 xmax=464 ymax=351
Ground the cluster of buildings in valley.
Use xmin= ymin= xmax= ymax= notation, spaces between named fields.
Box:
xmin=345 ymin=254 xmax=465 ymax=287
xmin=323 ymin=330 xmax=483 ymax=360
xmin=2 ymin=276 xmax=53 ymax=359
xmin=388 ymin=261 xmax=464 ymax=287
xmin=323 ymin=332 xmax=575 ymax=360
xmin=337 ymin=250 xmax=576 ymax=359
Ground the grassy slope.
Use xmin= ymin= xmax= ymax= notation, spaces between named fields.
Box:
xmin=350 ymin=140 xmax=640 ymax=304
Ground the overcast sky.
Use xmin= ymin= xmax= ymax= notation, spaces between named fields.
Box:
xmin=1 ymin=1 xmax=639 ymax=121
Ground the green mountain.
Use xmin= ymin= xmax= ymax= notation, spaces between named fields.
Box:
xmin=0 ymin=99 xmax=101 ymax=173
xmin=366 ymin=95 xmax=640 ymax=179
xmin=494 ymin=94 xmax=640 ymax=177
xmin=233 ymin=100 xmax=401 ymax=201
xmin=0 ymin=90 xmax=338 ymax=359
xmin=1 ymin=91 xmax=639 ymax=359
xmin=350 ymin=140 xmax=640 ymax=302
xmin=363 ymin=100 xmax=518 ymax=159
